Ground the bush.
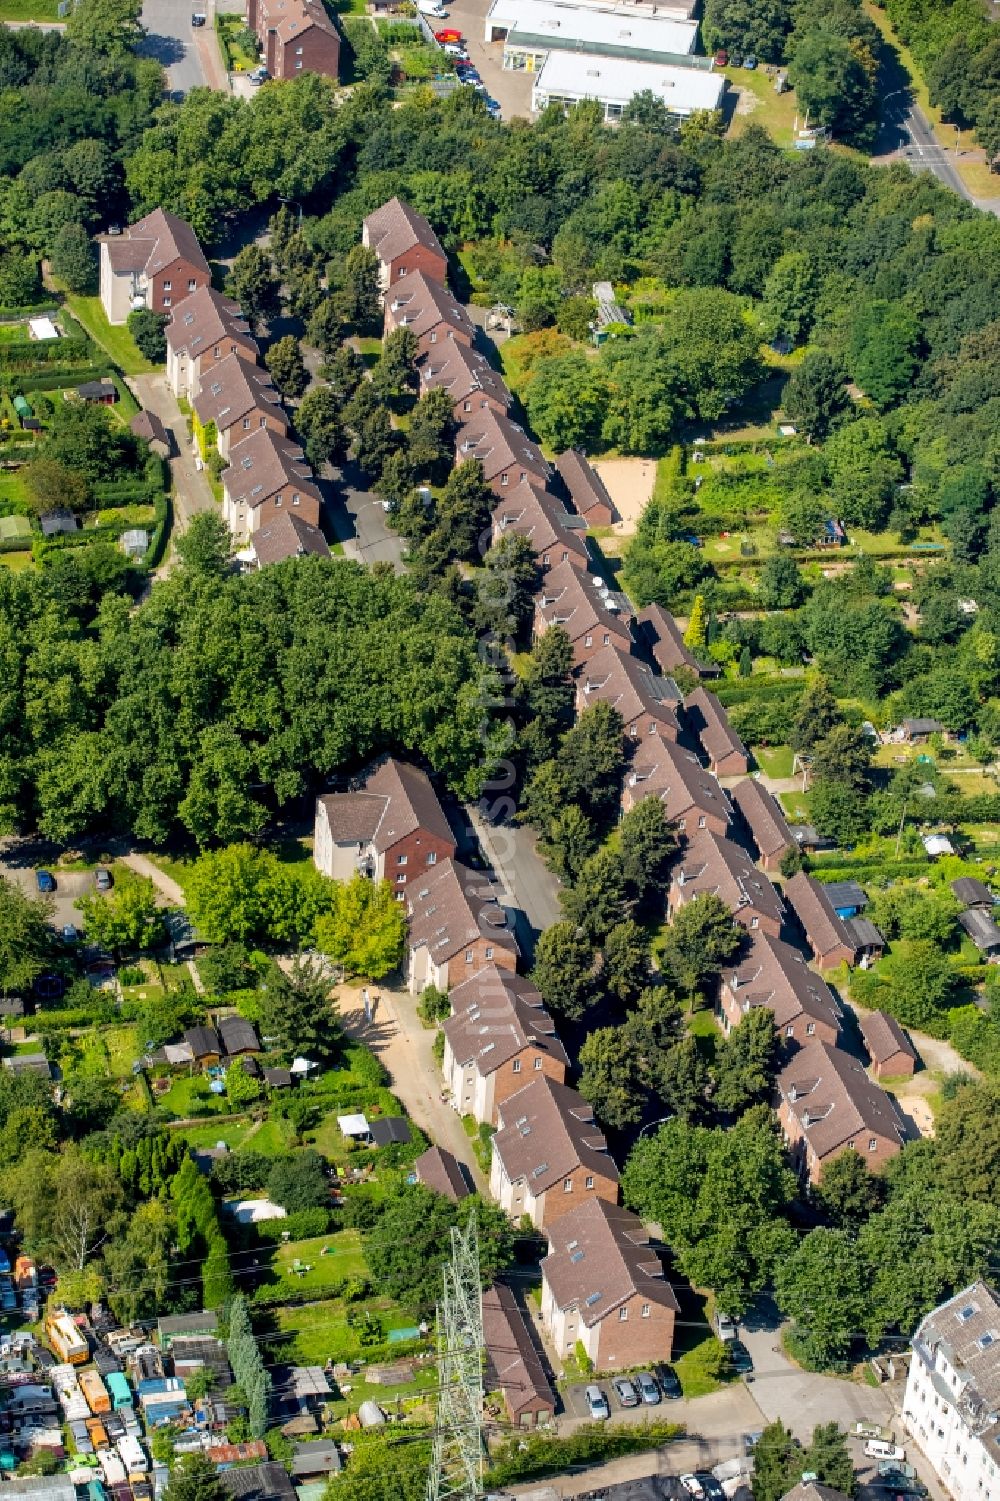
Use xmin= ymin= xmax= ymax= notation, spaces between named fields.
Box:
xmin=486 ymin=1423 xmax=685 ymax=1487
xmin=254 ymin=1206 xmax=332 ymax=1240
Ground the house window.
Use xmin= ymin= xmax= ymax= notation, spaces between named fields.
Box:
xmin=513 ymin=1059 xmax=521 ymax=1073
xmin=397 ymin=855 xmax=407 ymax=866
xmin=697 ymin=816 xmax=706 ymax=828
xmin=398 ymin=266 xmax=407 ymax=276
xmin=292 ymin=494 xmax=300 ymax=505
xmin=427 ymin=852 xmax=437 ymax=865
xmin=163 ymin=296 xmax=172 ymax=306
xmin=786 ymin=1025 xmax=794 ymax=1037
xmin=485 ymin=946 xmax=494 ymax=959
xmin=214 ymin=345 xmax=221 ymax=358
xmin=806 ymin=1022 xmax=816 ymax=1035
xmin=585 ymin=1176 xmax=594 ymax=1189
xmin=465 ymin=950 xmax=474 ymax=962
xmin=188 ymin=279 xmax=197 ymax=291
xmin=275 ymin=496 xmax=282 ymax=507
xmin=619 ymin=1307 xmax=628 ymax=1321
xmin=259 ymin=416 xmax=266 ymax=427
xmin=464 ymin=401 xmax=471 ymax=412
xmin=751 ymin=916 xmax=759 ymax=929
xmin=677 ymin=818 xmax=686 ymax=831
xmin=584 ymin=635 xmax=593 ymax=648
xmin=243 ymin=418 xmax=251 ymax=429
xmin=534 ymin=1057 xmax=542 ymax=1069
xmin=563 ymin=1178 xmax=573 ymax=1192
xmin=163 ymin=280 xmax=172 ymax=290
xmin=543 ymin=552 xmax=550 ymax=565
xmin=641 ymin=1304 xmax=650 ymax=1318
xmin=430 ymin=332 xmax=437 ymax=343
xmin=603 ymin=633 xmax=610 ymax=645
xmin=869 ymin=1137 xmax=878 ymax=1151
xmin=295 ymin=60 xmax=302 ymax=67
xmin=501 ymin=473 xmax=509 ymax=485
xmin=649 ymin=723 xmax=656 ymax=734
xmin=295 ymin=44 xmax=302 ymax=51
xmin=396 ymin=873 xmax=406 ymax=883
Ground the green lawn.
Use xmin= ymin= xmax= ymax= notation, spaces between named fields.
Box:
xmin=273 ymin=1294 xmax=422 ymax=1366
xmin=244 ymin=1117 xmax=294 ymax=1155
xmin=0 ymin=552 xmax=33 ymax=572
xmin=0 ymin=0 xmax=60 ymax=19
xmin=261 ymin=1231 xmax=368 ymax=1302
xmin=177 ymin=1118 xmax=258 ymax=1151
xmin=0 ymin=472 xmax=30 ymax=506
xmin=156 ymin=1071 xmax=234 ymax=1119
xmin=778 ymin=790 xmax=811 ymax=821
xmin=62 ymin=295 xmax=156 ymax=376
xmin=753 ymin=744 xmax=795 ymax=778
xmin=104 ymin=1026 xmax=140 ymax=1078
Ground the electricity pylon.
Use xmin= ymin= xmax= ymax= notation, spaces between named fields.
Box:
xmin=426 ymin=1211 xmax=484 ymax=1501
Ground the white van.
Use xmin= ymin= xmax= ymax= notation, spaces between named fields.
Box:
xmin=417 ymin=0 xmax=447 ymax=15
xmin=865 ymin=1442 xmax=905 ymax=1462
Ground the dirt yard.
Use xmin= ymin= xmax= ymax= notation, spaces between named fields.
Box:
xmin=591 ymin=457 xmax=656 ymax=538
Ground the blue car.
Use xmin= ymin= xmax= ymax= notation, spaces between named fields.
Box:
xmin=36 ymin=869 xmax=56 ymax=893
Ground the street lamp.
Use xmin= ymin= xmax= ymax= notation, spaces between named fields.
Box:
xmin=637 ymin=1114 xmax=673 ymax=1140
xmin=278 ymin=195 xmax=303 ymax=230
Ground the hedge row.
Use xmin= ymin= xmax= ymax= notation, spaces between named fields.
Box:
xmin=142 ymin=493 xmax=171 ymax=569
xmin=486 ymin=1423 xmax=686 ymax=1487
xmin=0 ymin=338 xmax=93 ymax=371
xmin=0 ymin=533 xmax=31 ymax=555
xmin=715 ymin=676 xmax=805 ymax=706
xmin=808 ymin=857 xmax=929 ymax=879
xmin=0 ymin=304 xmax=57 ymax=322
xmin=2 ymin=364 xmax=109 ymax=394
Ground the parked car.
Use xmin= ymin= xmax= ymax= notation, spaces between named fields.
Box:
xmin=434 ymin=26 xmax=462 ymax=40
xmin=743 ymin=1431 xmax=764 ymax=1455
xmin=654 ymin=1364 xmax=682 ymax=1399
xmin=866 ymin=1443 xmax=906 ymax=1462
xmin=249 ymin=65 xmax=269 ymax=82
xmin=35 ymin=870 xmax=56 ymax=893
xmin=95 ymin=867 xmax=112 ymax=891
xmin=855 ymin=1425 xmax=894 ymax=1442
xmin=695 ymin=1476 xmax=726 ymax=1501
xmin=585 ymin=1384 xmax=610 ymax=1420
xmin=61 ymin=924 xmax=78 ymax=943
xmin=743 ymin=53 xmax=757 ymax=67
xmin=728 ymin=1340 xmax=754 ymax=1375
xmin=879 ymin=1463 xmax=915 ymax=1481
xmin=713 ymin=48 xmax=728 ymax=64
xmin=442 ymin=41 xmax=468 ymax=56
xmin=680 ymin=1477 xmax=704 ymax=1497
xmin=485 ymin=97 xmax=501 ymax=117
xmin=635 ymin=1371 xmax=661 ymax=1405
xmin=715 ymin=1310 xmax=737 ymax=1342
xmin=612 ymin=1376 xmax=639 ymax=1408
xmin=418 ymin=0 xmax=448 ymax=18
xmin=191 ymin=10 xmax=206 ymax=22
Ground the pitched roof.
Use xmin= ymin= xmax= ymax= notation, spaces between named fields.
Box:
xmin=958 ymin=907 xmax=1000 ymax=951
xmin=492 ymin=1076 xmax=618 ymax=1195
xmin=251 ymin=512 xmax=331 ymax=566
xmin=166 ymin=285 xmax=258 ymax=360
xmin=218 ymin=1015 xmax=260 ymax=1055
xmin=777 ymin=1040 xmax=909 ymax=1159
xmin=255 ymin=0 xmax=338 ymax=41
xmin=555 ymin=448 xmax=619 ymax=522
xmin=130 ymin=409 xmax=170 ymax=448
xmin=542 ymin=1199 xmax=679 ymax=1325
xmin=625 ymin=736 xmax=732 ymax=830
xmin=110 ymin=208 xmax=209 ymax=279
xmin=444 ymin=965 xmax=568 ymax=1077
xmin=684 ymin=686 xmax=747 ymax=768
xmin=493 ymin=479 xmax=590 ymax=566
xmin=317 ymin=757 xmax=456 ymax=855
xmin=858 ymin=1009 xmax=916 ymax=1068
xmin=193 ymin=352 xmax=286 ymax=433
xmin=184 ymin=1025 xmax=221 ymax=1058
xmin=844 ymin=916 xmax=884 ymax=950
xmin=414 ymin=1145 xmax=470 ymax=1202
xmin=952 ymin=877 xmax=997 ymax=909
xmin=782 ymin=1485 xmax=852 ymax=1501
xmin=578 ymin=643 xmax=681 ymax=734
xmin=536 ymin=559 xmax=633 ymax=648
xmin=418 ymin=340 xmax=511 ymax=410
xmin=456 ymin=408 xmax=550 ymax=484
xmin=406 ymin=858 xmax=518 ymax=967
xmin=370 ymin=1116 xmax=411 ymax=1146
xmin=724 ymin=930 xmax=842 ymax=1036
xmin=482 ymin=1283 xmax=555 ymax=1417
xmin=901 ymin=717 xmax=944 ymax=735
xmin=914 ymin=1281 xmax=1000 ymax=1412
xmin=672 ymin=829 xmax=784 ymax=927
xmin=731 ymin=777 xmax=796 ymax=862
xmin=635 ymin=603 xmax=706 ymax=676
xmin=385 ymin=272 xmax=474 ymax=344
xmin=220 ymin=1461 xmax=296 ymax=1501
xmin=364 ymin=197 xmax=447 ymax=270
xmin=223 ymin=428 xmax=320 ymax=510
xmin=783 ymin=872 xmax=858 ymax=960
xmin=821 ymin=880 xmax=868 ymax=911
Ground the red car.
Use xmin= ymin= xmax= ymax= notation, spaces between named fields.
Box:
xmin=434 ymin=27 xmax=463 ymax=41
xmin=714 ymin=48 xmax=728 ymax=65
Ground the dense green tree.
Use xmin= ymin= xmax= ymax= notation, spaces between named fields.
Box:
xmin=702 ymin=0 xmax=790 ymax=60
xmin=163 ymin=1454 xmax=226 ymax=1501
xmin=77 ymin=868 xmax=163 ymax=958
xmin=659 ymin=893 xmax=743 ymax=1000
xmin=127 ymin=308 xmax=168 ymax=362
xmin=226 ymin=245 xmax=281 ymax=332
xmin=619 ymin=796 xmax=677 ymax=906
xmin=175 ymin=512 xmax=232 ymax=578
xmin=776 ymin=1227 xmax=870 ymax=1368
xmin=296 ymin=384 xmax=343 ymax=470
xmin=560 ymin=847 xmax=628 ymax=945
xmin=0 ymin=875 xmax=53 ymax=997
xmin=602 ymin=918 xmax=650 ymax=1004
xmin=814 ymin=1148 xmax=884 ymax=1229
xmin=752 ymin=1422 xmax=800 ymax=1501
xmin=364 ymin=1189 xmax=513 ymax=1314
xmin=760 ymin=250 xmax=819 ymax=345
xmin=266 ymin=1150 xmax=329 ymax=1212
xmin=314 ymin=875 xmax=407 ymax=980
xmin=578 ymin=1026 xmax=646 ymax=1128
xmin=67 ymin=0 xmax=143 ymax=55
xmin=49 ymin=221 xmax=94 ymax=292
xmin=406 ymin=388 xmax=455 ymax=479
xmin=371 ymin=326 xmax=418 ymax=399
xmin=848 ymin=302 xmax=922 ymax=410
xmin=473 ymin=534 xmax=538 ymax=644
xmin=335 ymin=244 xmax=380 ymax=331
xmin=259 ymin=957 xmax=344 ymax=1064
xmin=781 ymin=352 xmax=848 ymax=440
xmin=104 ymin=1199 xmax=173 ymax=1325
xmin=758 ymin=553 xmax=806 ymax=610
xmin=823 ymin=418 xmax=902 ymax=531
xmin=265 ymin=334 xmax=308 ymax=398
xmin=712 ymin=1008 xmax=778 ymax=1116
xmin=530 ymin=920 xmax=597 ymax=1020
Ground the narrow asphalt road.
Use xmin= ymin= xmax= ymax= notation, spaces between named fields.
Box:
xmin=129 ymin=373 xmax=216 ymax=572
xmin=327 ymin=459 xmax=407 ymax=571
xmin=138 ymin=0 xmax=211 ymax=94
xmin=467 ymin=807 xmax=562 ymax=965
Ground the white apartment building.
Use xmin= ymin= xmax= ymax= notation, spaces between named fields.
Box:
xmin=903 ymin=1282 xmax=1000 ymax=1501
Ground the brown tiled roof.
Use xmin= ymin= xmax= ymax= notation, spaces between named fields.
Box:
xmin=724 ymin=930 xmax=842 ymax=1036
xmin=385 ymin=272 xmax=474 ymax=344
xmin=684 ymin=686 xmax=748 ymax=768
xmin=318 ymin=757 xmax=455 ymax=858
xmin=418 ymin=341 xmax=511 ymax=410
xmin=777 ymin=1040 xmax=909 ymax=1159
xmin=121 ymin=208 xmax=209 ymax=278
xmin=364 ymin=198 xmax=447 ymax=270
xmin=731 ymin=777 xmax=796 ymax=862
xmin=166 ymin=285 xmax=258 ymax=360
xmin=783 ymin=1485 xmax=852 ymax=1501
xmin=456 ymin=408 xmax=550 ymax=485
xmin=858 ymin=1009 xmax=916 ymax=1068
xmin=542 ymin=1199 xmax=678 ymax=1325
xmin=444 ymin=965 xmax=568 ymax=1076
xmin=482 ymin=1284 xmax=555 ymax=1418
xmin=783 ymin=872 xmax=858 ymax=960
xmin=193 ymin=352 xmax=286 ymax=433
xmin=106 ymin=237 xmax=154 ymax=274
xmin=251 ymin=512 xmax=330 ymax=566
xmin=493 ymin=1077 xmax=617 ymax=1195
xmin=578 ymin=643 xmax=681 ymax=735
xmin=636 ymin=604 xmax=702 ymax=676
xmin=555 ymin=449 xmax=619 ymax=522
xmin=536 ymin=560 xmax=633 ymax=649
xmin=258 ymin=0 xmax=338 ymax=41
xmin=915 ymin=1282 xmax=1000 ymax=1410
xmin=414 ymin=1145 xmax=470 ymax=1202
xmin=223 ymin=428 xmax=320 ymax=510
xmin=407 ymin=858 xmax=517 ymax=966
xmin=130 ymin=409 xmax=170 ymax=447
xmin=493 ymin=480 xmax=589 ymax=567
xmin=625 ymin=737 xmax=732 ymax=830
xmin=673 ymin=829 xmax=784 ymax=927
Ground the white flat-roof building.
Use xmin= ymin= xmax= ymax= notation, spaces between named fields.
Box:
xmin=531 ymin=51 xmax=725 ymax=119
xmin=485 ymin=0 xmax=701 ymax=70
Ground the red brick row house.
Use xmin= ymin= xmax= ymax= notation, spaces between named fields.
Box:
xmin=492 ymin=481 xmax=591 ymax=571
xmin=668 ymin=828 xmax=785 ymax=938
xmin=418 ymin=340 xmax=512 ymax=423
xmin=684 ymin=686 xmax=750 ymax=777
xmin=314 ymin=756 xmax=457 ymax=886
xmin=576 ymin=643 xmax=682 ymax=743
xmin=621 ymin=736 xmax=733 ymax=837
xmin=776 ymin=1039 xmax=910 ymax=1182
xmin=443 ymin=967 xmax=568 ymax=1125
xmin=247 ymin=0 xmax=340 ymax=81
xmin=384 ymin=272 xmax=476 ymax=357
xmin=456 ymin=408 xmax=551 ymax=497
xmin=166 ymin=286 xmax=258 ymax=402
xmin=363 ymin=198 xmax=448 ymax=297
xmin=731 ymin=776 xmax=797 ymax=871
xmin=489 ymin=1077 xmax=619 ymax=1232
xmin=222 ymin=429 xmax=322 ymax=539
xmin=99 ymin=208 xmax=210 ymax=326
xmin=717 ymin=929 xmax=842 ymax=1049
xmin=534 ymin=561 xmax=634 ymax=667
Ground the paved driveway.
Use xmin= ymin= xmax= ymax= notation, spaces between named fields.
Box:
xmin=433 ymin=0 xmax=532 ymax=119
xmin=138 ymin=0 xmax=228 ymax=94
xmin=468 ymin=808 xmax=562 ymax=964
xmin=0 ymin=843 xmax=99 ymax=933
xmin=327 ymin=460 xmax=406 ymax=570
xmin=129 ymin=373 xmax=217 ymax=573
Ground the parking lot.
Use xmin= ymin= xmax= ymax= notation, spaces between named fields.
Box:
xmin=0 ymin=842 xmax=100 ymax=935
xmin=435 ymin=0 xmax=533 ymax=119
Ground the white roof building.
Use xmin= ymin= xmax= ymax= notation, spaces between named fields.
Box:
xmin=486 ymin=0 xmax=699 ymax=58
xmin=531 ymin=51 xmax=725 ymax=119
